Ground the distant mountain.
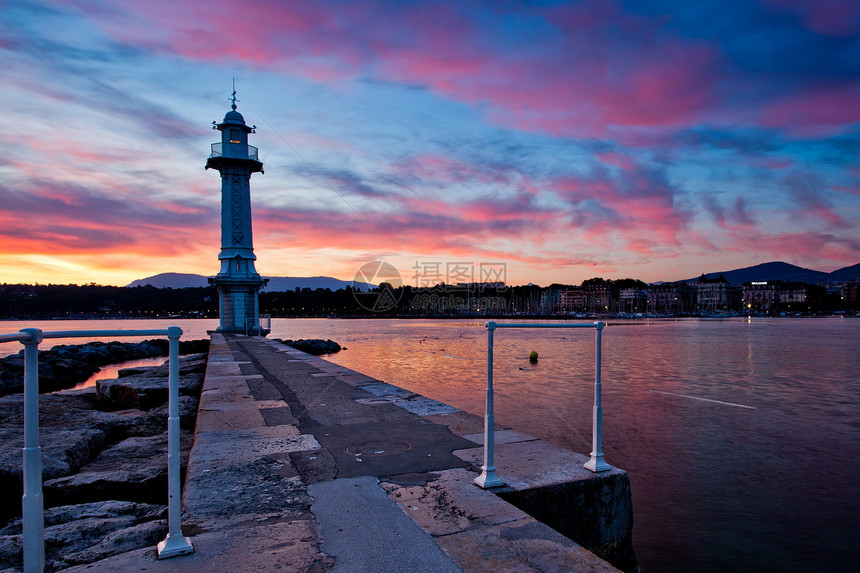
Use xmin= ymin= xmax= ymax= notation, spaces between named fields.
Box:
xmin=682 ymin=261 xmax=853 ymax=285
xmin=827 ymin=263 xmax=860 ymax=282
xmin=264 ymin=276 xmax=376 ymax=292
xmin=127 ymin=273 xmax=376 ymax=291
xmin=127 ymin=273 xmax=207 ymax=289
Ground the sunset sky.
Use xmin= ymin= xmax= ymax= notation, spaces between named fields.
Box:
xmin=2 ymin=0 xmax=859 ymax=287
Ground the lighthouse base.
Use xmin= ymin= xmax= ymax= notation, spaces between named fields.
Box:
xmin=210 ymin=276 xmax=268 ymax=336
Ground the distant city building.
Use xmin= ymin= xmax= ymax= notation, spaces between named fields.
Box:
xmin=455 ymin=282 xmax=506 ymax=289
xmin=206 ymin=93 xmax=269 ymax=334
xmin=561 ymin=288 xmax=586 ymax=312
xmin=540 ymin=289 xmax=563 ymax=313
xmin=742 ymin=282 xmax=779 ymax=310
xmin=780 ymin=283 xmax=808 ymax=306
xmin=583 ymin=282 xmax=611 ymax=313
xmin=697 ymin=274 xmax=736 ymax=313
xmin=648 ymin=282 xmax=696 ymax=314
xmin=843 ymin=280 xmax=860 ymax=304
xmin=619 ymin=288 xmax=648 ymax=313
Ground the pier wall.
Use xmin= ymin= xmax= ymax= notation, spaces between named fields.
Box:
xmin=499 ymin=471 xmax=637 ymax=570
xmin=448 ymin=426 xmax=637 ymax=571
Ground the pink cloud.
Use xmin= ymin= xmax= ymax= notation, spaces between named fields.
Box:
xmin=596 ymin=151 xmax=637 ymax=171
xmin=783 ymin=170 xmax=849 ymax=228
xmin=552 ymin=160 xmax=693 ymax=254
xmin=67 ymin=0 xmax=726 ymax=138
xmin=254 ymin=205 xmax=532 ymax=266
xmin=62 ymin=0 xmax=860 ymax=140
xmin=762 ymin=0 xmax=860 ymax=37
xmin=393 ymin=154 xmax=510 ymax=186
xmin=759 ymin=157 xmax=794 ymax=170
xmin=16 ymin=135 xmax=141 ymax=170
xmin=723 ymin=229 xmax=860 ymax=264
xmin=759 ymin=83 xmax=860 ymax=137
xmin=706 ymin=195 xmax=756 ymax=231
xmin=0 ymin=180 xmax=217 ymax=258
xmin=375 ymin=1 xmax=725 ymax=136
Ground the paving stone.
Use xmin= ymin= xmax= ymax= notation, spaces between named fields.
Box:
xmin=381 ymin=468 xmax=527 ymax=537
xmin=61 ymin=520 xmax=330 ymax=572
xmin=435 ymin=518 xmax=619 ymax=573
xmin=184 ymin=457 xmax=310 ymax=532
xmin=462 ymin=430 xmax=539 ymax=446
xmin=190 ymin=427 xmax=319 ymax=463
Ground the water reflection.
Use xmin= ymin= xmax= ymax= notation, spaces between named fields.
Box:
xmin=71 ymin=356 xmax=168 ymax=391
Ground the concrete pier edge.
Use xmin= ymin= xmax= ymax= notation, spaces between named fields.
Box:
xmin=64 ymin=333 xmax=637 ymax=572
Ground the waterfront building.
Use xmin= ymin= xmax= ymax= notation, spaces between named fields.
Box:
xmin=619 ymin=288 xmax=648 ymax=313
xmin=742 ymin=282 xmax=780 ymax=311
xmin=780 ymin=283 xmax=808 ymax=305
xmin=843 ymin=280 xmax=860 ymax=304
xmin=697 ymin=274 xmax=738 ymax=313
xmin=647 ymin=282 xmax=696 ymax=314
xmin=561 ymin=288 xmax=586 ymax=312
xmin=206 ymin=93 xmax=269 ymax=334
xmin=583 ymin=281 xmax=612 ymax=313
xmin=539 ymin=289 xmax=563 ymax=314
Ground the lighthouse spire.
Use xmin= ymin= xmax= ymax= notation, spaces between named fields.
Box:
xmin=230 ymin=78 xmax=238 ymax=110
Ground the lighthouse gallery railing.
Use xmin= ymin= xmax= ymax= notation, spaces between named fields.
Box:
xmin=209 ymin=142 xmax=259 ymax=161
xmin=0 ymin=327 xmax=194 ymax=573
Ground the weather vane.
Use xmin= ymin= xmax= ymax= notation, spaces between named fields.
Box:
xmin=229 ymin=78 xmax=238 ymax=110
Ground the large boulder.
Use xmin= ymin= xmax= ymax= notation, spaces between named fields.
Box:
xmin=0 ymin=500 xmax=166 ymax=572
xmin=0 ymin=390 xmax=143 ymax=520
xmin=43 ymin=432 xmax=193 ymax=507
xmin=97 ymin=373 xmax=204 ymax=411
xmin=134 ymin=395 xmax=200 ymax=434
xmin=278 ymin=338 xmax=342 ymax=355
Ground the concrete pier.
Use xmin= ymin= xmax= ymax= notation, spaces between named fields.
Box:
xmin=66 ymin=333 xmax=636 ymax=572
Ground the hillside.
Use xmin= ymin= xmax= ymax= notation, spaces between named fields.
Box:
xmin=685 ymin=261 xmax=830 ymax=284
xmin=827 ymin=263 xmax=860 ymax=282
xmin=127 ymin=273 xmax=376 ymax=292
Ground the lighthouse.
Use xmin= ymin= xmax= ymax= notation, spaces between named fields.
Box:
xmin=206 ymin=92 xmax=268 ymax=334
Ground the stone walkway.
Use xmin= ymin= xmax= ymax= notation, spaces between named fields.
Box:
xmin=66 ymin=334 xmax=627 ymax=572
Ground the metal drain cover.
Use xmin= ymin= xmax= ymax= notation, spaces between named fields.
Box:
xmin=346 ymin=440 xmax=412 ymax=457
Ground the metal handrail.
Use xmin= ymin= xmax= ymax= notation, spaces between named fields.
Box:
xmin=1 ymin=327 xmax=194 ymax=572
xmin=209 ymin=142 xmax=259 ymax=161
xmin=474 ymin=321 xmax=609 ymax=489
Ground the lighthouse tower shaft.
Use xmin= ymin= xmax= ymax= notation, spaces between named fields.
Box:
xmin=206 ymin=104 xmax=268 ymax=334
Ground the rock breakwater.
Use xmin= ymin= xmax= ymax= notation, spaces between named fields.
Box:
xmin=0 ymin=338 xmax=210 ymax=397
xmin=0 ymin=352 xmax=207 ymax=571
xmin=276 ymin=338 xmax=341 ymax=355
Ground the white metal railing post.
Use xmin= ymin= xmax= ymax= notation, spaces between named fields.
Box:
xmin=475 ymin=321 xmax=504 ymax=488
xmin=157 ymin=326 xmax=194 ymax=559
xmin=584 ymin=321 xmax=610 ymax=472
xmin=20 ymin=328 xmax=44 ymax=573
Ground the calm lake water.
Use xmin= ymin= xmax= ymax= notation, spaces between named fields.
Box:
xmin=2 ymin=317 xmax=858 ymax=572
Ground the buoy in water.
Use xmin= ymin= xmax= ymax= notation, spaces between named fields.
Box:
xmin=529 ymin=350 xmax=538 ymax=362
